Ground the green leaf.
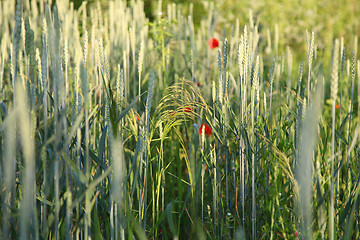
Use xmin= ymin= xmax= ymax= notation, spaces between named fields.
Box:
xmin=98 ymin=125 xmax=108 ymax=163
xmin=85 ymin=145 xmax=107 ymax=170
xmin=61 ymin=152 xmax=88 ymax=184
xmin=66 ymin=111 xmax=84 ymax=145
xmin=0 ymin=101 xmax=8 ymax=120
xmin=71 ymin=166 xmax=112 ymax=209
xmin=166 ymin=202 xmax=178 ymax=238
xmin=116 ymin=94 xmax=144 ymax=123
xmin=92 ymin=206 xmax=104 ymax=240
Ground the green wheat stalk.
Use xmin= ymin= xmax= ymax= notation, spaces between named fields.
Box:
xmin=330 ymin=38 xmax=339 ymax=240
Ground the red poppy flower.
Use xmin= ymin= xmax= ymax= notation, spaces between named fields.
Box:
xmin=199 ymin=123 xmax=212 ymax=137
xmin=197 ymin=82 xmax=201 ymax=87
xmin=336 ymin=104 xmax=340 ymax=109
xmin=136 ymin=114 xmax=140 ymax=122
xmin=184 ymin=107 xmax=192 ymax=113
xmin=295 ymin=231 xmax=298 ymax=237
xmin=208 ymin=38 xmax=219 ymax=49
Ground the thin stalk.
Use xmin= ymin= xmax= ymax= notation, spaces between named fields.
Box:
xmin=330 ymin=39 xmax=340 ymax=240
xmin=138 ymin=40 xmax=144 ymax=110
xmin=251 ymin=92 xmax=256 ymax=239
xmin=82 ymin=61 xmax=91 ymax=240
xmin=160 ymin=124 xmax=165 ymax=233
xmin=330 ymin=101 xmax=336 ymax=240
xmin=110 ymin=202 xmax=115 ymax=239
xmin=41 ymin=31 xmax=48 ymax=237
xmin=212 ymin=145 xmax=217 ymax=235
xmin=346 ymin=52 xmax=356 ymax=196
xmin=251 ymin=56 xmax=260 ymax=239
xmin=337 ymin=43 xmax=345 ymax=195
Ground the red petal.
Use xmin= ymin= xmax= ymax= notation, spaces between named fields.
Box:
xmin=199 ymin=123 xmax=212 ymax=137
xmin=208 ymin=38 xmax=219 ymax=49
xmin=184 ymin=107 xmax=192 ymax=112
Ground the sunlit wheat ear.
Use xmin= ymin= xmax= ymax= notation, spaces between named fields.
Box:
xmin=307 ymin=31 xmax=315 ymax=102
xmin=287 ymin=46 xmax=293 ymax=102
xmin=212 ymin=80 xmax=216 ymax=103
xmin=98 ymin=38 xmax=105 ymax=76
xmin=274 ymin=24 xmax=279 ymax=56
xmin=123 ymin=50 xmax=128 ymax=97
xmin=35 ymin=48 xmax=42 ymax=88
xmin=340 ymin=39 xmax=346 ymax=76
xmin=223 ymin=38 xmax=228 ymax=70
xmin=81 ymin=61 xmax=88 ymax=106
xmin=349 ymin=51 xmax=356 ymax=101
xmin=353 ymin=36 xmax=358 ymax=57
xmin=116 ymin=64 xmax=121 ymax=114
xmin=218 ymin=49 xmax=223 ymax=104
xmin=18 ymin=50 xmax=24 ymax=87
xmin=138 ymin=40 xmax=144 ymax=106
xmin=83 ymin=29 xmax=88 ymax=65
xmin=24 ymin=17 xmax=35 ymax=80
xmin=41 ymin=25 xmax=48 ymax=89
xmin=238 ymin=36 xmax=244 ymax=78
xmin=331 ymin=39 xmax=339 ymax=102
xmin=269 ymin=58 xmax=276 ymax=123
xmin=263 ymin=92 xmax=267 ymax=115
xmin=10 ymin=0 xmax=23 ymax=95
xmin=253 ymin=55 xmax=260 ymax=104
xmin=138 ymin=41 xmax=144 ymax=79
xmin=12 ymin=0 xmax=22 ymax=95
xmin=338 ymin=40 xmax=346 ymax=130
xmin=223 ymin=38 xmax=229 ymax=100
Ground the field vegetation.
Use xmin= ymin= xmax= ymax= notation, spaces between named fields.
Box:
xmin=0 ymin=0 xmax=360 ymax=239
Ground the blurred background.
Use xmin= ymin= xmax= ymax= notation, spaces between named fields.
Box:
xmin=68 ymin=0 xmax=360 ymax=38
xmin=67 ymin=0 xmax=360 ymax=64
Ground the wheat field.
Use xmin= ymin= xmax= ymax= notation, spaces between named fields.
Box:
xmin=0 ymin=0 xmax=359 ymax=239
